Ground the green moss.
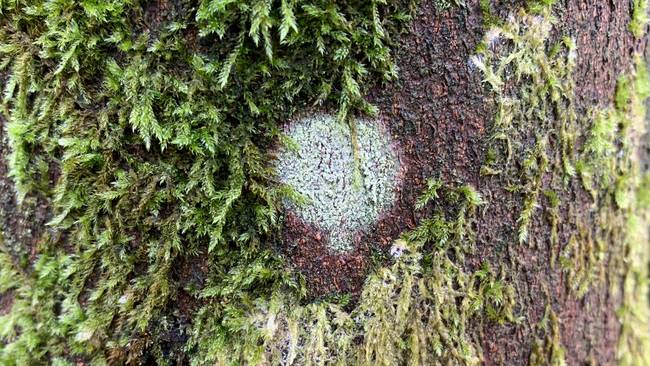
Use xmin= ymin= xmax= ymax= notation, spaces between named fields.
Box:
xmin=527 ymin=0 xmax=559 ymax=14
xmin=1 ymin=0 xmax=647 ymax=364
xmin=529 ymin=306 xmax=566 ymax=366
xmin=577 ymin=57 xmax=649 ymax=300
xmin=187 ymin=181 xmax=516 ymax=365
xmin=434 ymin=0 xmax=463 ymax=12
xmin=474 ymin=3 xmax=650 ymax=363
xmin=543 ymin=189 xmax=560 ymax=267
xmin=524 ymin=52 xmax=650 ymax=366
xmin=0 ymin=0 xmax=416 ymax=363
xmin=630 ymin=0 xmax=649 ymax=39
xmin=599 ymin=58 xmax=650 ymax=366
xmin=0 ymin=0 xmax=516 ymax=364
xmin=472 ymin=3 xmax=577 ymax=246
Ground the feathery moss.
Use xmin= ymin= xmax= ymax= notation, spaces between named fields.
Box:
xmin=529 ymin=305 xmax=566 ymax=366
xmin=187 ymin=181 xmax=516 ymax=365
xmin=472 ymin=3 xmax=577 ymax=246
xmin=0 ymin=0 xmax=415 ymax=363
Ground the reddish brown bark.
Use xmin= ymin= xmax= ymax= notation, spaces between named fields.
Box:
xmin=0 ymin=0 xmax=645 ymax=364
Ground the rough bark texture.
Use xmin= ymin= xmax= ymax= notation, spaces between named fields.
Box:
xmin=281 ymin=0 xmax=646 ymax=364
xmin=0 ymin=0 xmax=646 ymax=364
xmin=364 ymin=1 xmax=643 ymax=365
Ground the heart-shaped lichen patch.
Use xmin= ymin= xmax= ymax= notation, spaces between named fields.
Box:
xmin=276 ymin=114 xmax=399 ymax=252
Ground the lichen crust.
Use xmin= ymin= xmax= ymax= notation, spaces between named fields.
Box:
xmin=276 ymin=114 xmax=400 ymax=252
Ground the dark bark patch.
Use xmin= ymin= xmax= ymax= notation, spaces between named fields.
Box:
xmin=0 ymin=290 xmax=14 ymax=316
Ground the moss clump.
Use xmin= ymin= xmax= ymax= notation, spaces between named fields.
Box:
xmin=276 ymin=114 xmax=399 ymax=252
xmin=529 ymin=305 xmax=566 ymax=366
xmin=471 ymin=4 xmax=577 ymax=245
xmin=554 ymin=55 xmax=650 ymax=365
xmin=188 ymin=180 xmax=516 ymax=365
xmin=0 ymin=0 xmax=415 ymax=363
xmin=630 ymin=0 xmax=649 ymax=39
xmin=433 ymin=0 xmax=463 ymax=12
xmin=473 ymin=0 xmax=647 ymax=299
xmin=555 ymin=48 xmax=650 ymax=306
xmin=476 ymin=3 xmax=650 ymax=363
xmin=582 ymin=58 xmax=650 ymax=366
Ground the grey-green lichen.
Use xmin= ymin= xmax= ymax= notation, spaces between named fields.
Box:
xmin=276 ymin=114 xmax=399 ymax=251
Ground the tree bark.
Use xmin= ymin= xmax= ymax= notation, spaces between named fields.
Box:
xmin=0 ymin=0 xmax=648 ymax=365
xmin=363 ymin=1 xmax=647 ymax=364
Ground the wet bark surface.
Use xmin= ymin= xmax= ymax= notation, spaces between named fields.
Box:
xmin=367 ymin=0 xmax=641 ymax=364
xmin=0 ymin=0 xmax=645 ymax=364
xmin=289 ymin=0 xmax=644 ymax=363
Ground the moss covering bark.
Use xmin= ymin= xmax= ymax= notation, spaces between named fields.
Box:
xmin=0 ymin=0 xmax=648 ymax=365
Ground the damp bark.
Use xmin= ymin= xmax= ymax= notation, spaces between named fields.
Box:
xmin=372 ymin=1 xmax=645 ymax=365
xmin=0 ymin=0 xmax=647 ymax=364
xmin=275 ymin=0 xmax=647 ymax=364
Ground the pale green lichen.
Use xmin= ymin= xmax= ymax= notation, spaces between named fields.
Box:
xmin=276 ymin=114 xmax=399 ymax=251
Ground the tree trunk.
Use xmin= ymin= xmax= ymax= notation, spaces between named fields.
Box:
xmin=0 ymin=0 xmax=648 ymax=365
xmin=365 ymin=1 xmax=648 ymax=365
